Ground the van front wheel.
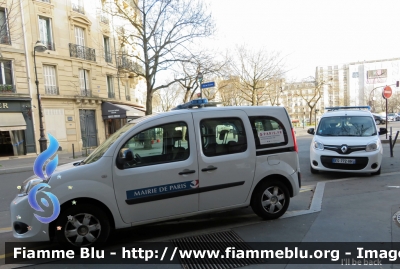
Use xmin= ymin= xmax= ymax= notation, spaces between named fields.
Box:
xmin=55 ymin=204 xmax=110 ymax=248
xmin=251 ymin=180 xmax=290 ymax=220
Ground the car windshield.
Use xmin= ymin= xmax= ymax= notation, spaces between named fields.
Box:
xmin=82 ymin=123 xmax=135 ymax=165
xmin=388 ymin=113 xmax=395 ymax=116
xmin=316 ymin=116 xmax=376 ymax=137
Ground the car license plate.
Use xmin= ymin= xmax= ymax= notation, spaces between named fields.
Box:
xmin=332 ymin=158 xmax=356 ymax=164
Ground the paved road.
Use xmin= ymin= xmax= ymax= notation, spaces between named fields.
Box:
xmin=1 ymin=131 xmax=400 ymax=268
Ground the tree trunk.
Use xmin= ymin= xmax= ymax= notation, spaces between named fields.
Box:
xmin=183 ymin=88 xmax=191 ymax=103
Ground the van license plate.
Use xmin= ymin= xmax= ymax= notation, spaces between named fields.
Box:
xmin=332 ymin=158 xmax=356 ymax=164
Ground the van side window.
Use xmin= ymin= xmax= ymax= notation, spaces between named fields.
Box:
xmin=249 ymin=116 xmax=288 ymax=149
xmin=200 ymin=117 xmax=247 ymax=157
xmin=119 ymin=121 xmax=189 ymax=168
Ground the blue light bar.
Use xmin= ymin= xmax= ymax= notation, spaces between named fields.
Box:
xmin=325 ymin=106 xmax=371 ymax=111
xmin=172 ymin=98 xmax=208 ymax=110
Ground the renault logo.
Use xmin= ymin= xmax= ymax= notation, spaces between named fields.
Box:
xmin=341 ymin=145 xmax=348 ymax=153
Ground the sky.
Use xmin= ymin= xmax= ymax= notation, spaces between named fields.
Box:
xmin=203 ymin=0 xmax=400 ymax=81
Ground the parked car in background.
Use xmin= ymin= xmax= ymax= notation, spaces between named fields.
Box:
xmin=372 ymin=113 xmax=386 ymax=125
xmin=387 ymin=113 xmax=397 ymax=122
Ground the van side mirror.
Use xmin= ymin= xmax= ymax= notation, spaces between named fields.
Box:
xmin=307 ymin=128 xmax=315 ymax=135
xmin=379 ymin=128 xmax=387 ymax=135
xmin=116 ymin=148 xmax=134 ymax=169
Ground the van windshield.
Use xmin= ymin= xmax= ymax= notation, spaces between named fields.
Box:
xmin=82 ymin=123 xmax=135 ymax=164
xmin=316 ymin=116 xmax=376 ymax=137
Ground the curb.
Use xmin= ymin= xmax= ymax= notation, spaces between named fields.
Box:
xmin=0 ymin=160 xmax=75 ymax=174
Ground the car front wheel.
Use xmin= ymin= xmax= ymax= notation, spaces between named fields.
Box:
xmin=375 ymin=119 xmax=381 ymax=125
xmin=55 ymin=204 xmax=110 ymax=248
xmin=251 ymin=180 xmax=290 ymax=220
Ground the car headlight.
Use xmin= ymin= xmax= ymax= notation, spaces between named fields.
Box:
xmin=313 ymin=141 xmax=324 ymax=150
xmin=366 ymin=141 xmax=379 ymax=152
xmin=18 ymin=178 xmax=44 ymax=197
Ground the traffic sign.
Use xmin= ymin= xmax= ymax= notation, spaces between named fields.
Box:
xmin=201 ymin=82 xmax=215 ymax=89
xmin=383 ymin=86 xmax=392 ymax=99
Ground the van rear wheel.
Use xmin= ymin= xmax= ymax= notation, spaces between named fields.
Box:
xmin=251 ymin=180 xmax=290 ymax=220
xmin=55 ymin=204 xmax=110 ymax=248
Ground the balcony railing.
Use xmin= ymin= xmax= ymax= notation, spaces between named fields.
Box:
xmin=80 ymin=89 xmax=92 ymax=97
xmin=0 ymin=84 xmax=16 ymax=93
xmin=0 ymin=34 xmax=11 ymax=45
xmin=126 ymin=95 xmax=131 ymax=101
xmin=72 ymin=3 xmax=85 ymax=14
xmin=69 ymin=43 xmax=96 ymax=62
xmin=45 ymin=86 xmax=59 ymax=95
xmin=105 ymin=53 xmax=112 ymax=63
xmin=117 ymin=56 xmax=143 ymax=74
xmin=40 ymin=40 xmax=55 ymax=51
xmin=108 ymin=91 xmax=115 ymax=98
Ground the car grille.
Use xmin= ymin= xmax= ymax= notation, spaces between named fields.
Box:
xmin=321 ymin=156 xmax=368 ymax=170
xmin=324 ymin=145 xmax=365 ymax=155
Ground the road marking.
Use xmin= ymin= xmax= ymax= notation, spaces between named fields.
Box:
xmin=388 ymin=186 xmax=400 ymax=188
xmin=300 ymin=185 xmax=315 ymax=192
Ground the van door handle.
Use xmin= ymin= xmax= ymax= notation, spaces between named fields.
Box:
xmin=179 ymin=169 xmax=196 ymax=175
xmin=201 ymin=166 xmax=218 ymax=172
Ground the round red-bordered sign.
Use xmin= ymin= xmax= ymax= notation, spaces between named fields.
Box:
xmin=383 ymin=86 xmax=392 ymax=99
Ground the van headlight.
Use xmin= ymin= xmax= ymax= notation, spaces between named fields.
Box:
xmin=366 ymin=141 xmax=379 ymax=152
xmin=18 ymin=178 xmax=43 ymax=197
xmin=313 ymin=141 xmax=324 ymax=150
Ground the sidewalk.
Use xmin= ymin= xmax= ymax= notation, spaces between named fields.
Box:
xmin=0 ymin=151 xmax=85 ymax=175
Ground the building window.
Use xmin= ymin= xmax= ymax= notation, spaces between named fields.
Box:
xmin=72 ymin=0 xmax=84 ymax=14
xmin=103 ymin=36 xmax=112 ymax=63
xmin=107 ymin=75 xmax=114 ymax=98
xmin=43 ymin=65 xmax=58 ymax=95
xmin=38 ymin=16 xmax=54 ymax=50
xmin=79 ymin=69 xmax=90 ymax=96
xmin=0 ymin=9 xmax=10 ymax=45
xmin=74 ymin=26 xmax=85 ymax=46
xmin=0 ymin=60 xmax=14 ymax=92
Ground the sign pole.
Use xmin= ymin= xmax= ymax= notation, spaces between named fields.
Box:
xmin=386 ymin=98 xmax=388 ymax=139
xmin=383 ymin=86 xmax=392 ymax=139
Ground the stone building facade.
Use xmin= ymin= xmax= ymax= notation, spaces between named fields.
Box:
xmin=0 ymin=0 xmax=145 ymax=157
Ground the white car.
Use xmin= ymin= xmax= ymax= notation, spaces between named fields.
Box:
xmin=11 ymin=99 xmax=301 ymax=247
xmin=308 ymin=106 xmax=387 ymax=175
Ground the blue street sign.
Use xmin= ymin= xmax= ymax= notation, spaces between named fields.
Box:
xmin=201 ymin=82 xmax=215 ymax=88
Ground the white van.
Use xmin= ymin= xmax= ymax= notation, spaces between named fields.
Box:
xmin=308 ymin=106 xmax=387 ymax=175
xmin=11 ymin=99 xmax=301 ymax=247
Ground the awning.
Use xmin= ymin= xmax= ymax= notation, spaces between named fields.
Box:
xmin=0 ymin=113 xmax=27 ymax=131
xmin=101 ymin=102 xmax=145 ymax=120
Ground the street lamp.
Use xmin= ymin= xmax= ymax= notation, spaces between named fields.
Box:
xmin=197 ymin=72 xmax=203 ymax=99
xmin=33 ymin=40 xmax=48 ymax=152
xmin=315 ymin=109 xmax=319 ymax=130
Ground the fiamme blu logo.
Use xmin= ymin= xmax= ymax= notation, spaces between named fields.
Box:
xmin=28 ymin=134 xmax=61 ymax=224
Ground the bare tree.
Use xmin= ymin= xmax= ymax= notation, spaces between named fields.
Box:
xmin=229 ymin=45 xmax=286 ymax=106
xmin=173 ymin=50 xmax=230 ymax=103
xmin=153 ymin=84 xmax=183 ymax=112
xmin=295 ymin=76 xmax=332 ymax=123
xmin=105 ymin=0 xmax=215 ymax=115
xmin=218 ymin=76 xmax=246 ymax=106
xmin=0 ymin=0 xmax=24 ymax=58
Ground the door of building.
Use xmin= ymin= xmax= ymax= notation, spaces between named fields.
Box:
xmin=79 ymin=110 xmax=98 ymax=148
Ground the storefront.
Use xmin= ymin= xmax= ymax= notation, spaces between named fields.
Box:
xmin=101 ymin=102 xmax=145 ymax=138
xmin=0 ymin=98 xmax=36 ymax=156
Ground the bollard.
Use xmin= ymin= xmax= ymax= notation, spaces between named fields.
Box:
xmin=390 ymin=135 xmax=393 ymax=157
xmin=72 ymin=144 xmax=75 ymax=159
